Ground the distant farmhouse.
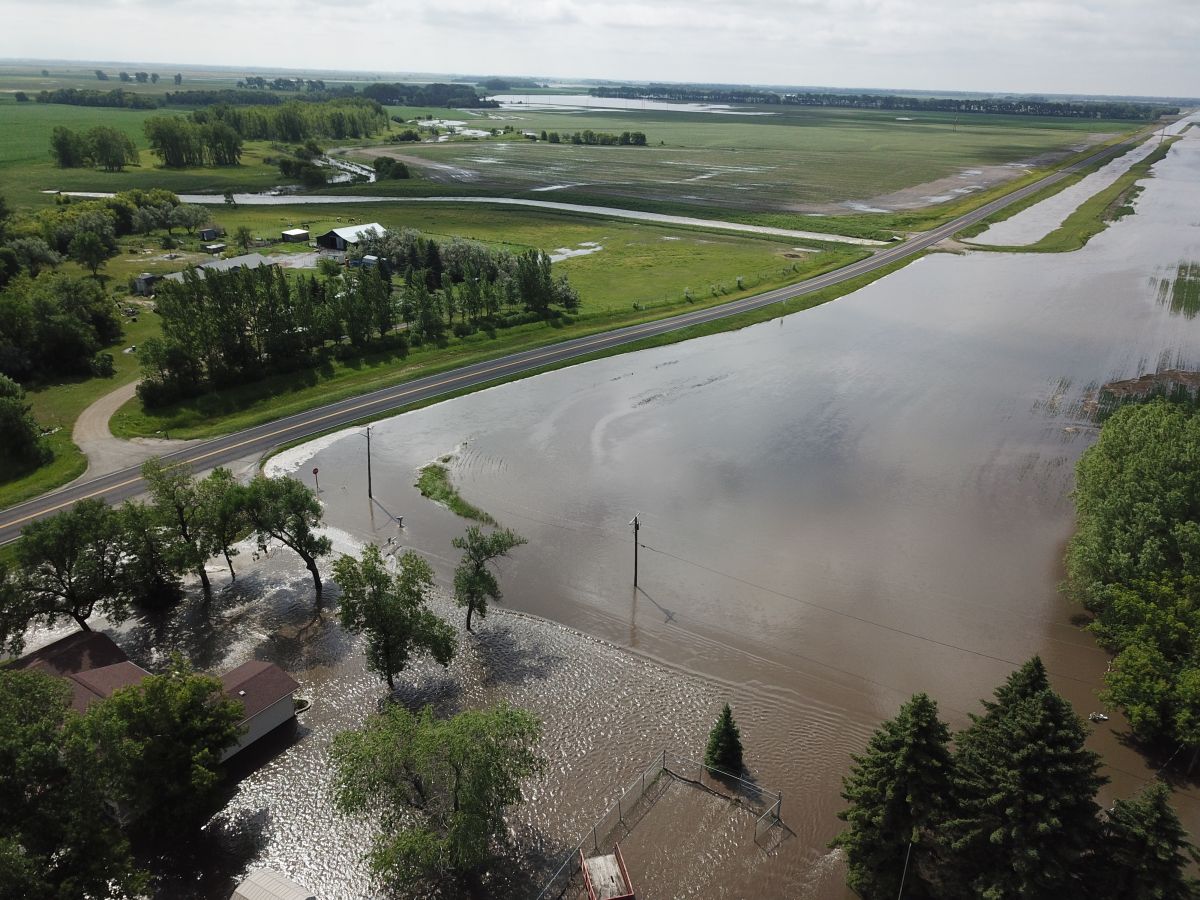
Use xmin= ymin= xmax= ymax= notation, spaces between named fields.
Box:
xmin=315 ymin=222 xmax=384 ymax=251
xmin=11 ymin=632 xmax=300 ymax=761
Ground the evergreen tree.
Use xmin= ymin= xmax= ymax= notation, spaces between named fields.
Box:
xmin=942 ymin=659 xmax=1106 ymax=899
xmin=704 ymin=702 xmax=745 ymax=775
xmin=1100 ymin=781 xmax=1200 ymax=899
xmin=832 ymin=693 xmax=951 ymax=899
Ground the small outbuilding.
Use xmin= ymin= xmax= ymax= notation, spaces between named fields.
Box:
xmin=315 ymin=222 xmax=384 ymax=251
xmin=198 ymin=227 xmax=223 ymax=242
xmin=133 ymin=272 xmax=160 ymax=296
xmin=219 ymin=660 xmax=301 ymax=761
xmin=204 ymin=242 xmax=228 ymax=254
xmin=231 ymin=869 xmax=315 ymax=900
xmin=281 ymin=228 xmax=310 ymax=243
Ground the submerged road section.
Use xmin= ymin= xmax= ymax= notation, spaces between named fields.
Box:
xmin=1 ymin=130 xmax=1157 ymax=545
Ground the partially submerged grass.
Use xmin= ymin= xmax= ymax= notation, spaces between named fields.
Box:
xmin=1157 ymin=262 xmax=1200 ymax=319
xmin=416 ymin=463 xmax=496 ymax=524
xmin=966 ymin=136 xmax=1179 ymax=254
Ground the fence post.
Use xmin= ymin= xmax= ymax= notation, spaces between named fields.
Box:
xmin=642 ymin=771 xmax=646 ymax=795
xmin=593 ymin=823 xmax=598 ymax=852
xmin=618 ymin=794 xmax=623 ymax=823
xmin=777 ymin=791 xmax=783 ymax=821
xmin=662 ymin=748 xmax=666 ymax=773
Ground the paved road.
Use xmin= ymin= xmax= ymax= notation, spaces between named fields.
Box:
xmin=0 ymin=132 xmax=1150 ymax=545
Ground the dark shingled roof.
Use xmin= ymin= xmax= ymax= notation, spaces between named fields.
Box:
xmin=220 ymin=661 xmax=299 ymax=721
xmin=10 ymin=631 xmax=129 ymax=677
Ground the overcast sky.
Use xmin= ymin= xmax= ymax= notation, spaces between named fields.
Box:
xmin=3 ymin=0 xmax=1198 ymax=97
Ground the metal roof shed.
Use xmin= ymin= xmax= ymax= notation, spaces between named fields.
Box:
xmin=231 ymin=869 xmax=315 ymax=900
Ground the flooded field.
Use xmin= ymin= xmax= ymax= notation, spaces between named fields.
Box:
xmin=970 ymin=116 xmax=1193 ymax=246
xmin=261 ymin=127 xmax=1200 ymax=894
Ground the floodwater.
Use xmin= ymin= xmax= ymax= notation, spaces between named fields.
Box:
xmin=487 ymin=94 xmax=777 ymax=116
xmin=263 ymin=127 xmax=1200 ymax=894
xmin=970 ymin=115 xmax=1194 ymax=246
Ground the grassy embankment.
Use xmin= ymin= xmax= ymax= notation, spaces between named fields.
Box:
xmin=416 ymin=462 xmax=496 ymax=525
xmin=961 ymin=136 xmax=1180 ymax=253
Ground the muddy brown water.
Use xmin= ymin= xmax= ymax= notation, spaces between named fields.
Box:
xmin=260 ymin=127 xmax=1200 ymax=896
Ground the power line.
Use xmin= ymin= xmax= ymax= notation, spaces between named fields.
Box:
xmin=636 ymin=540 xmax=1097 ymax=688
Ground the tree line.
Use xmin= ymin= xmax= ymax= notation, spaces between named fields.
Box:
xmin=361 ymin=81 xmax=497 ymax=108
xmin=834 ymin=658 xmax=1199 ymax=898
xmin=49 ymin=124 xmax=138 ymax=171
xmin=0 ymin=463 xmax=332 ymax=652
xmin=189 ymin=97 xmax=390 ymax=142
xmin=33 ymin=87 xmax=160 ymax=109
xmin=166 ymin=86 xmax=355 ymax=106
xmin=138 ymin=228 xmax=579 ymax=407
xmin=593 ymin=86 xmax=1179 ymax=121
xmin=94 ymin=68 xmax=182 ymax=86
xmin=536 ymin=128 xmax=648 ymax=146
xmin=1068 ymin=399 xmax=1200 ymax=763
xmin=143 ymin=116 xmax=244 ymax=167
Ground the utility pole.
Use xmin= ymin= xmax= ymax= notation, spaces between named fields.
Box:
xmin=365 ymin=426 xmax=373 ymax=499
xmin=630 ymin=514 xmax=640 ymax=587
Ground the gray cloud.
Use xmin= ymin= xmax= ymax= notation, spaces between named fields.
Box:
xmin=0 ymin=0 xmax=1196 ymax=95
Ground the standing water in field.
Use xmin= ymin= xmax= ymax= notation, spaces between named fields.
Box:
xmin=264 ymin=126 xmax=1200 ymax=896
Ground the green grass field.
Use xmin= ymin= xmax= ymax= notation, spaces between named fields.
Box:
xmin=204 ymin=201 xmax=849 ymax=310
xmin=0 ymin=98 xmax=291 ymax=207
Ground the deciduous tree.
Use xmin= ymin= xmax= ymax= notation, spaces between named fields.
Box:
xmin=333 ymin=546 xmax=455 ymax=689
xmin=451 ymin=525 xmax=527 ymax=631
xmin=242 ymin=475 xmax=331 ymax=600
xmin=331 ymin=703 xmax=542 ymax=892
xmin=16 ymin=498 xmax=127 ymax=637
xmin=79 ymin=657 xmax=244 ymax=836
xmin=0 ymin=670 xmax=147 ymax=898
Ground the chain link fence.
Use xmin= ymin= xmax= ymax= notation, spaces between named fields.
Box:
xmin=531 ymin=749 xmax=783 ymax=900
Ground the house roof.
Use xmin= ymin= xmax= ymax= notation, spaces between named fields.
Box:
xmin=320 ymin=223 xmax=383 ymax=243
xmin=220 ymin=661 xmax=299 ymax=721
xmin=9 ymin=631 xmax=129 ymax=677
xmin=232 ymin=869 xmax=316 ymax=900
xmin=66 ymin=661 xmax=151 ymax=712
xmin=163 ymin=253 xmax=275 ymax=283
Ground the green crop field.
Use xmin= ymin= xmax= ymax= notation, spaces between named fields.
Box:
xmin=354 ymin=103 xmax=1140 ymax=213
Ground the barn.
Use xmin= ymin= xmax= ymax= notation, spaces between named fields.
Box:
xmin=315 ymin=222 xmax=384 ymax=251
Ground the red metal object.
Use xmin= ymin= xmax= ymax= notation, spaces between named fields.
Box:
xmin=580 ymin=844 xmax=635 ymax=900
